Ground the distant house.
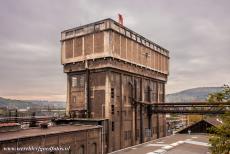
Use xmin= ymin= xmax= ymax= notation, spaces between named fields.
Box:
xmin=177 ymin=118 xmax=222 ymax=134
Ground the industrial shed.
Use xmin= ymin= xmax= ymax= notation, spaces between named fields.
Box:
xmin=177 ymin=118 xmax=222 ymax=134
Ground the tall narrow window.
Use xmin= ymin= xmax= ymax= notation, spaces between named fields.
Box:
xmin=158 ymin=83 xmax=164 ymax=102
xmin=112 ymin=121 xmax=114 ymax=131
xmin=91 ymin=143 xmax=97 ymax=154
xmin=111 ymin=105 xmax=114 ymax=115
xmin=72 ymin=77 xmax=77 ymax=87
xmin=144 ymin=85 xmax=151 ymax=102
xmin=79 ymin=145 xmax=84 ymax=154
xmin=111 ymin=88 xmax=114 ymax=98
xmin=73 ymin=96 xmax=76 ymax=103
xmin=79 ymin=75 xmax=85 ymax=88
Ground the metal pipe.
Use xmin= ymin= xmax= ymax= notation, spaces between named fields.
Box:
xmin=86 ymin=67 xmax=91 ymax=118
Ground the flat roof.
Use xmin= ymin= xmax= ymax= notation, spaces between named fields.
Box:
xmin=110 ymin=134 xmax=210 ymax=154
xmin=0 ymin=124 xmax=101 ymax=142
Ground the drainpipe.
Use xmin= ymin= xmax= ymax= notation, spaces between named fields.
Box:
xmin=86 ymin=60 xmax=91 ymax=118
xmin=140 ymin=78 xmax=144 ymax=143
xmin=101 ymin=126 xmax=103 ymax=154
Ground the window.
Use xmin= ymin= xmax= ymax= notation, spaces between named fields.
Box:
xmin=128 ymin=130 xmax=131 ymax=139
xmin=124 ymin=130 xmax=132 ymax=140
xmin=91 ymin=143 xmax=97 ymax=154
xmin=124 ymin=96 xmax=127 ymax=102
xmin=79 ymin=145 xmax=84 ymax=154
xmin=132 ymin=34 xmax=136 ymax=40
xmin=111 ymin=105 xmax=114 ymax=114
xmin=75 ymin=28 xmax=84 ymax=36
xmin=144 ymin=85 xmax=151 ymax=102
xmin=72 ymin=77 xmax=77 ymax=87
xmin=124 ymin=110 xmax=127 ymax=117
xmin=95 ymin=24 xmax=100 ymax=31
xmin=120 ymin=28 xmax=125 ymax=35
xmin=73 ymin=96 xmax=76 ymax=103
xmin=71 ymin=75 xmax=85 ymax=88
xmin=66 ymin=31 xmax=73 ymax=37
xmin=145 ymin=128 xmax=152 ymax=137
xmin=111 ymin=88 xmax=115 ymax=98
xmin=136 ymin=129 xmax=139 ymax=138
xmin=79 ymin=76 xmax=85 ymax=87
xmin=152 ymin=82 xmax=157 ymax=102
xmin=146 ymin=41 xmax=150 ymax=47
xmin=124 ymin=131 xmax=127 ymax=140
xmin=158 ymin=83 xmax=164 ymax=102
xmin=112 ymin=121 xmax=114 ymax=131
xmin=150 ymin=43 xmax=154 ymax=49
xmin=126 ymin=31 xmax=131 ymax=38
xmin=137 ymin=36 xmax=141 ymax=43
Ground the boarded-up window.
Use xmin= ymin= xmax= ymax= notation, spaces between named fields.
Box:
xmin=166 ymin=58 xmax=169 ymax=73
xmin=71 ymin=75 xmax=85 ymax=88
xmin=156 ymin=53 xmax=159 ymax=70
xmin=133 ymin=42 xmax=138 ymax=63
xmin=162 ymin=56 xmax=165 ymax=72
xmin=145 ymin=128 xmax=152 ymax=137
xmin=94 ymin=32 xmax=104 ymax=53
xmin=72 ymin=77 xmax=77 ymax=87
xmin=138 ymin=45 xmax=142 ymax=64
xmin=124 ymin=130 xmax=132 ymax=140
xmin=141 ymin=46 xmax=146 ymax=65
xmin=65 ymin=39 xmax=73 ymax=59
xmin=120 ymin=36 xmax=126 ymax=58
xmin=126 ymin=39 xmax=131 ymax=59
xmin=91 ymin=143 xmax=97 ymax=154
xmin=152 ymin=82 xmax=157 ymax=103
xmin=75 ymin=91 xmax=85 ymax=109
xmin=74 ymin=38 xmax=83 ymax=57
xmin=158 ymin=83 xmax=164 ymax=102
xmin=113 ymin=32 xmax=120 ymax=55
xmin=151 ymin=51 xmax=154 ymax=69
xmin=159 ymin=55 xmax=162 ymax=72
xmin=144 ymin=86 xmax=151 ymax=102
xmin=84 ymin=34 xmax=93 ymax=55
xmin=79 ymin=145 xmax=84 ymax=154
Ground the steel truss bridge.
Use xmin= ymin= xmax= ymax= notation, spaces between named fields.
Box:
xmin=0 ymin=102 xmax=229 ymax=123
xmin=134 ymin=100 xmax=230 ymax=114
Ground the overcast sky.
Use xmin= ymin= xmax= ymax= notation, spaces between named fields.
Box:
xmin=0 ymin=0 xmax=229 ymax=101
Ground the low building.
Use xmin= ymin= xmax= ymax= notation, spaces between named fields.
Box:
xmin=0 ymin=124 xmax=102 ymax=154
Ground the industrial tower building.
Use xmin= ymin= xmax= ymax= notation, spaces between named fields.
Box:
xmin=61 ymin=18 xmax=170 ymax=153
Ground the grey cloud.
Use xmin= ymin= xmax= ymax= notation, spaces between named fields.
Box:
xmin=0 ymin=0 xmax=229 ymax=100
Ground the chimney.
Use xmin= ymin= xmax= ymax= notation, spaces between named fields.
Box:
xmin=118 ymin=14 xmax=124 ymax=26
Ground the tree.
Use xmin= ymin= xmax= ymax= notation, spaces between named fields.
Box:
xmin=208 ymin=85 xmax=230 ymax=154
